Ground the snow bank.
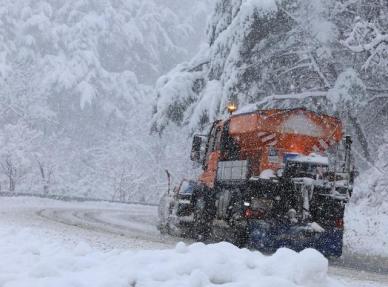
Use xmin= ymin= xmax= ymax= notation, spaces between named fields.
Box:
xmin=344 ymin=148 xmax=388 ymax=258
xmin=344 ymin=200 xmax=388 ymax=258
xmin=344 ymin=169 xmax=388 ymax=257
xmin=0 ymin=225 xmax=344 ymax=287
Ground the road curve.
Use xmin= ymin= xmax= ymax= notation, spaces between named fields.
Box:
xmin=35 ymin=203 xmax=388 ymax=286
xmin=36 ymin=204 xmax=191 ymax=248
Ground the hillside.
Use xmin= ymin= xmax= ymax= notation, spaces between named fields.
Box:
xmin=0 ymin=0 xmax=212 ymax=201
xmin=153 ymin=0 xmax=388 ymax=163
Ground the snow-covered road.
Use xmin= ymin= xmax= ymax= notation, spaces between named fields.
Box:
xmin=36 ymin=206 xmax=188 ymax=248
xmin=0 ymin=196 xmax=387 ymax=287
xmin=0 ymin=197 xmax=182 ymax=251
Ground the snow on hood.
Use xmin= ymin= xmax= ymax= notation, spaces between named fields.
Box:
xmin=291 ymin=153 xmax=329 ymax=165
xmin=0 ymin=226 xmax=345 ymax=287
xmin=260 ymin=169 xmax=275 ymax=179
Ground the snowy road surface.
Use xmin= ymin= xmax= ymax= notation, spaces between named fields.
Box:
xmin=0 ymin=197 xmax=387 ymax=287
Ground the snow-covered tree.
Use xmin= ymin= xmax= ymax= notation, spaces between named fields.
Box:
xmin=0 ymin=0 xmax=213 ymax=200
xmin=150 ymin=0 xmax=388 ymax=211
xmin=0 ymin=122 xmax=41 ymax=192
xmin=152 ymin=0 xmax=343 ymax=132
xmin=152 ymin=0 xmax=387 ymax=161
xmin=327 ymin=69 xmax=370 ymax=161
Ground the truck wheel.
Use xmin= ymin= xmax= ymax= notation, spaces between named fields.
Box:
xmin=229 ymin=196 xmax=247 ymax=248
xmin=233 ymin=227 xmax=248 ymax=248
xmin=193 ymin=197 xmax=210 ymax=241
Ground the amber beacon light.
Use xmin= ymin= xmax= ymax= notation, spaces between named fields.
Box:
xmin=227 ymin=102 xmax=238 ymax=115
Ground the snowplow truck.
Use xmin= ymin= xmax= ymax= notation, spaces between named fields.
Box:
xmin=159 ymin=108 xmax=354 ymax=257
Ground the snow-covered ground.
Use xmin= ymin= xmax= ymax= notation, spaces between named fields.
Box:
xmin=0 ymin=197 xmax=387 ymax=287
xmin=344 ymin=201 xmax=388 ymax=258
xmin=0 ymin=228 xmax=341 ymax=287
xmin=0 ymin=197 xmax=178 ymax=251
xmin=343 ymin=167 xmax=388 ymax=259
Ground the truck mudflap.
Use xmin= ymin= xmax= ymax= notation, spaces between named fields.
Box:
xmin=247 ymin=220 xmax=343 ymax=257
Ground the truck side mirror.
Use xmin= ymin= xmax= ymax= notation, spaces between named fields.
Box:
xmin=191 ymin=135 xmax=203 ymax=163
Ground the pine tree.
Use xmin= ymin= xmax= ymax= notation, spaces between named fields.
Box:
xmin=152 ymin=0 xmax=388 ymax=166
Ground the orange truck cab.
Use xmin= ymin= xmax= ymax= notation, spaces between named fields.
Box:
xmin=192 ymin=108 xmax=343 ymax=189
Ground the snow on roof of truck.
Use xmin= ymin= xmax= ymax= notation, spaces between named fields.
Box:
xmin=235 ymin=92 xmax=328 ymax=115
xmin=289 ymin=153 xmax=329 ymax=165
xmin=228 ymin=107 xmax=342 ymax=137
xmin=233 ymin=107 xmax=338 ymax=120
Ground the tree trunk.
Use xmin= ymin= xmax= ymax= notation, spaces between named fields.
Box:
xmin=348 ymin=110 xmax=371 ymax=163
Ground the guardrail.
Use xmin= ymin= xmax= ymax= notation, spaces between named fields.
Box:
xmin=0 ymin=192 xmax=158 ymax=207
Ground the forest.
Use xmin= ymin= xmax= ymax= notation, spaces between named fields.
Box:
xmin=0 ymin=0 xmax=387 ymax=211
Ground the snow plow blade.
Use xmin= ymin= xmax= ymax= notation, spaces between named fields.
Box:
xmin=247 ymin=221 xmax=343 ymax=257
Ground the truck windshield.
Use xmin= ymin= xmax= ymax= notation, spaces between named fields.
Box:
xmin=220 ymin=121 xmax=240 ymax=160
xmin=179 ymin=181 xmax=194 ymax=195
xmin=284 ymin=161 xmax=328 ymax=179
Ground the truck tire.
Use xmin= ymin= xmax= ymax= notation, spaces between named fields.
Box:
xmin=233 ymin=227 xmax=248 ymax=248
xmin=193 ymin=197 xmax=211 ymax=241
xmin=229 ymin=195 xmax=248 ymax=248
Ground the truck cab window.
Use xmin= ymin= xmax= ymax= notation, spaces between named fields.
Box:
xmin=214 ymin=128 xmax=222 ymax=151
xmin=221 ymin=121 xmax=240 ymax=160
xmin=204 ymin=126 xmax=218 ymax=165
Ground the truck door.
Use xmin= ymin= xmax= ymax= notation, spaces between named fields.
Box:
xmin=199 ymin=125 xmax=222 ymax=188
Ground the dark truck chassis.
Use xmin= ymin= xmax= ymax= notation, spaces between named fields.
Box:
xmin=160 ymin=159 xmax=351 ymax=257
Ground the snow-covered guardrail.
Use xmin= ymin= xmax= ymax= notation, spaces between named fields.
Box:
xmin=0 ymin=192 xmax=158 ymax=207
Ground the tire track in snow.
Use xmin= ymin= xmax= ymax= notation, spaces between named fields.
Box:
xmin=36 ymin=207 xmax=189 ymax=247
xmin=329 ymin=266 xmax=388 ymax=286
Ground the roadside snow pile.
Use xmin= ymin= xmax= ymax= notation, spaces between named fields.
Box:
xmin=344 ymin=201 xmax=388 ymax=258
xmin=344 ymin=169 xmax=388 ymax=257
xmin=344 ymin=144 xmax=388 ymax=258
xmin=0 ymin=226 xmax=344 ymax=287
